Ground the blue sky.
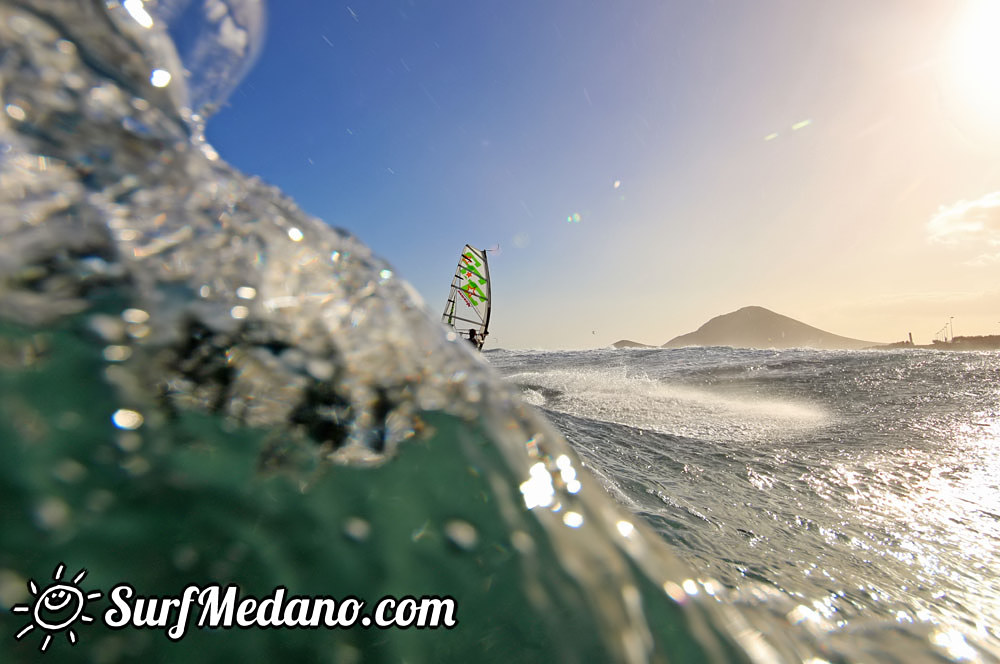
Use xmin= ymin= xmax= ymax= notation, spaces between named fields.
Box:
xmin=202 ymin=1 xmax=1000 ymax=348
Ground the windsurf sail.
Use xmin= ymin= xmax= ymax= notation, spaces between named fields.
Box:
xmin=442 ymin=244 xmax=491 ymax=350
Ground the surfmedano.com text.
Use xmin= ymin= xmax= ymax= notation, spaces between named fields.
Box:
xmin=104 ymin=584 xmax=458 ymax=640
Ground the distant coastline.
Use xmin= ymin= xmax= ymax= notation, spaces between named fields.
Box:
xmin=612 ymin=306 xmax=1000 ymax=351
xmin=876 ymin=335 xmax=1000 ymax=351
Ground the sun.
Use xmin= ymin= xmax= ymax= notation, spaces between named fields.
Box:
xmin=946 ymin=0 xmax=1000 ymax=136
xmin=11 ymin=563 xmax=103 ymax=652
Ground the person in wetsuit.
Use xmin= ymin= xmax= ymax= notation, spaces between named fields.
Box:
xmin=466 ymin=328 xmax=480 ymax=349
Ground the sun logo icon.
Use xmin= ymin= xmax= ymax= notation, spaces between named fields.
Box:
xmin=11 ymin=563 xmax=102 ymax=652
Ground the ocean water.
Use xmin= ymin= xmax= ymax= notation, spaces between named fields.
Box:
xmin=1 ymin=1 xmax=999 ymax=662
xmin=491 ymin=347 xmax=1000 ymax=648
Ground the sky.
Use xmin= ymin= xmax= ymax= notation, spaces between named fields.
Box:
xmin=198 ymin=0 xmax=1000 ymax=349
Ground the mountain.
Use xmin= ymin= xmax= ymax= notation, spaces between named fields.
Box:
xmin=663 ymin=306 xmax=880 ymax=350
xmin=612 ymin=339 xmax=654 ymax=349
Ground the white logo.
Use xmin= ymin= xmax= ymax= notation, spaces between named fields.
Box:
xmin=10 ymin=564 xmax=457 ymax=652
xmin=11 ymin=563 xmax=102 ymax=652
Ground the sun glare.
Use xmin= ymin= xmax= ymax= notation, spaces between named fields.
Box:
xmin=948 ymin=0 xmax=1000 ymax=133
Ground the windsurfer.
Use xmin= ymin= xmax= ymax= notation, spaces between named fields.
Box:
xmin=442 ymin=244 xmax=491 ymax=352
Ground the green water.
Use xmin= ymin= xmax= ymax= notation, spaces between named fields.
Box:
xmin=1 ymin=315 xmax=738 ymax=662
xmin=0 ymin=319 xmax=580 ymax=661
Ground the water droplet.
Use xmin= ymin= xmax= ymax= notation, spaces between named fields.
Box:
xmin=89 ymin=316 xmax=124 ymax=343
xmin=520 ymin=462 xmax=555 ymax=509
xmin=112 ymin=409 xmax=144 ymax=430
xmin=444 ymin=520 xmax=479 ymax=551
xmin=0 ymin=569 xmax=28 ymax=609
xmin=34 ymin=497 xmax=70 ymax=530
xmin=306 ymin=359 xmax=335 ymax=381
xmin=122 ymin=455 xmax=151 ymax=476
xmin=510 ymin=530 xmax=534 ymax=555
xmin=4 ymin=104 xmax=25 ymax=122
xmin=126 ymin=323 xmax=151 ymax=339
xmin=344 ymin=517 xmax=371 ymax=542
xmin=123 ymin=0 xmax=154 ymax=28
xmin=52 ymin=459 xmax=87 ymax=483
xmin=562 ymin=511 xmax=584 ymax=528
xmin=116 ymin=432 xmax=142 ymax=452
xmin=150 ymin=69 xmax=171 ymax=88
xmin=102 ymin=345 xmax=132 ymax=362
xmin=200 ymin=143 xmax=219 ymax=161
xmin=121 ymin=308 xmax=149 ymax=324
xmin=663 ymin=581 xmax=687 ymax=604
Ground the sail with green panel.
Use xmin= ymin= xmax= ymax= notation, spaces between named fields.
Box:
xmin=442 ymin=245 xmax=491 ymax=350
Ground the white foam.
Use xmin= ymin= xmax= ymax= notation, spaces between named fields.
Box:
xmin=507 ymin=367 xmax=827 ymax=442
xmin=520 ymin=388 xmax=546 ymax=407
